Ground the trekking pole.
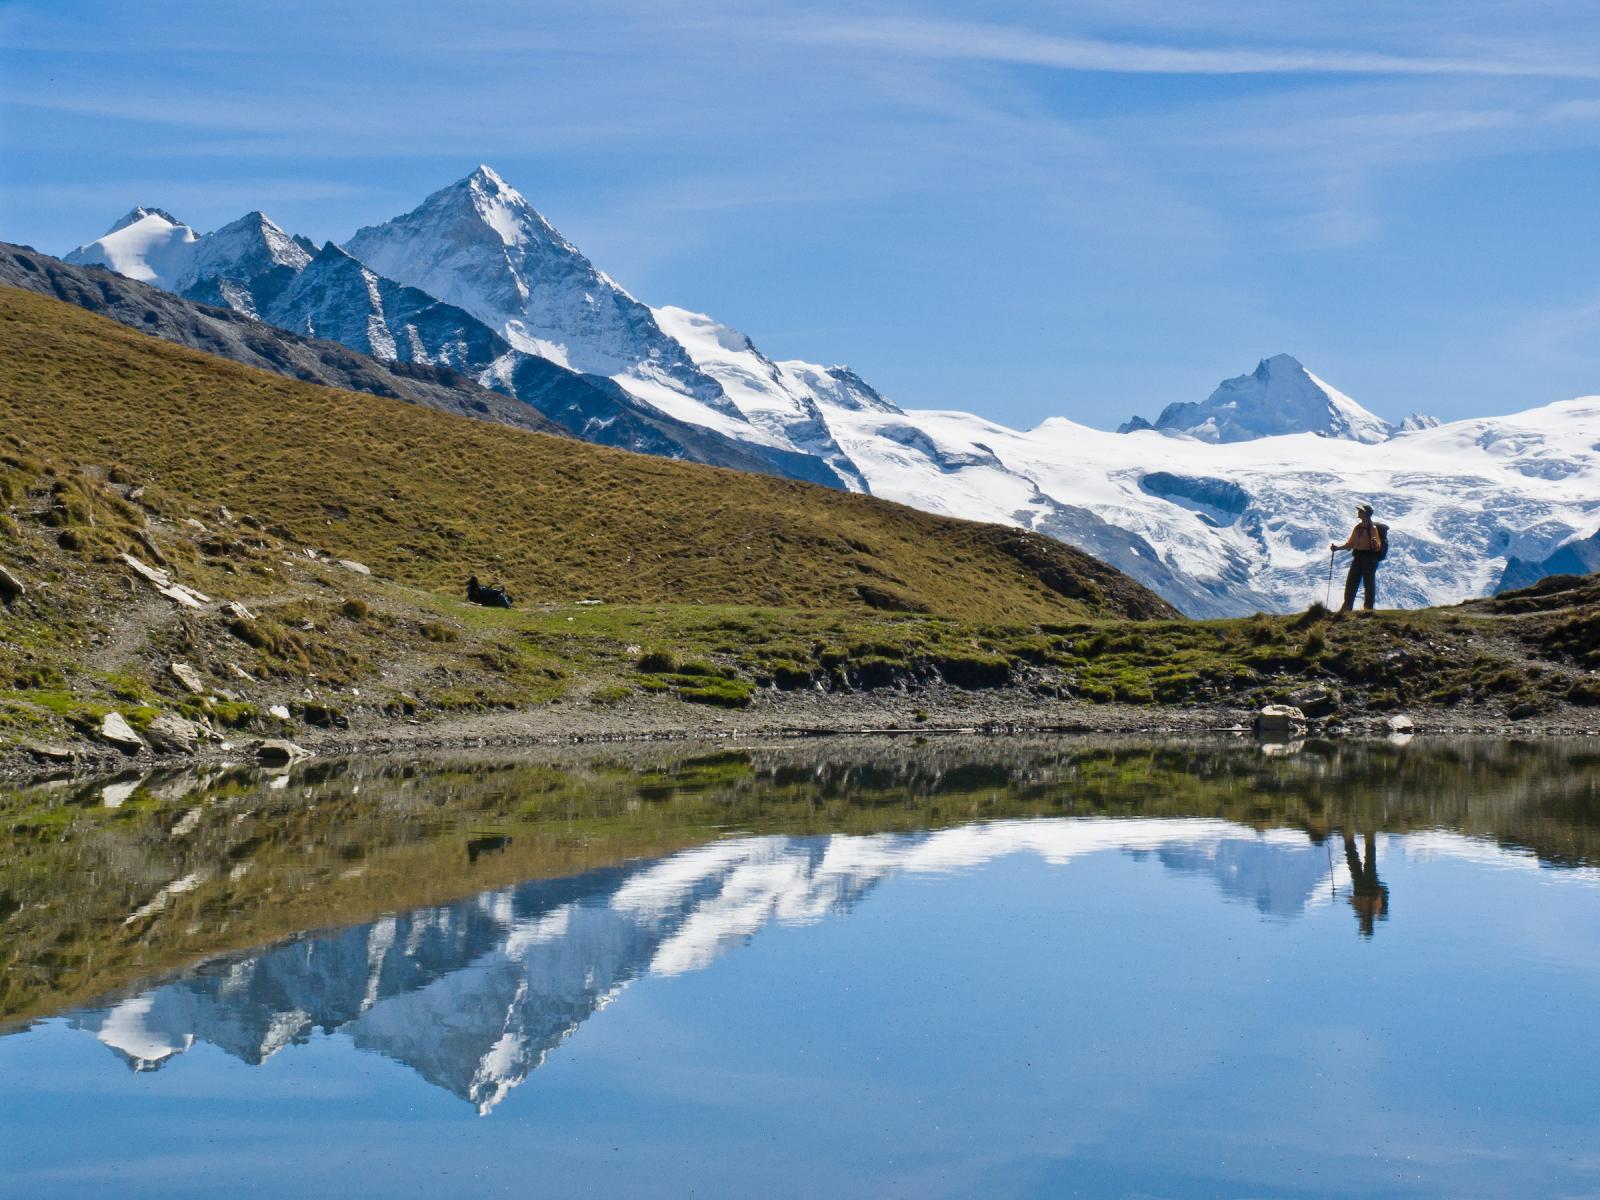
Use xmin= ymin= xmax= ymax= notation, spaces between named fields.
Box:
xmin=1324 ymin=550 xmax=1335 ymax=609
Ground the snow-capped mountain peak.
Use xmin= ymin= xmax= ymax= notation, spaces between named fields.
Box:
xmin=458 ymin=164 xmax=564 ymax=253
xmin=184 ymin=210 xmax=312 ymax=289
xmin=1121 ymin=354 xmax=1395 ymax=444
xmin=65 ymin=207 xmax=310 ymax=295
xmin=346 ymin=167 xmax=710 ymax=386
xmin=66 ymin=208 xmax=198 ymax=288
xmin=1398 ymin=412 xmax=1441 ymax=433
xmin=344 ymin=166 xmax=597 ymax=346
xmin=105 ymin=206 xmax=183 ymax=235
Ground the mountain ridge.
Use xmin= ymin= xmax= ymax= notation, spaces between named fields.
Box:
xmin=54 ymin=167 xmax=1600 ymax=614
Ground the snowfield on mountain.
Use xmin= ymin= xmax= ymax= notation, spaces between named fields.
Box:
xmin=866 ymin=398 xmax=1600 ymax=614
xmin=63 ymin=166 xmax=1600 ymax=617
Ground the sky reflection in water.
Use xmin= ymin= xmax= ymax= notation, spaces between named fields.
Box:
xmin=3 ymin=744 xmax=1599 ymax=1198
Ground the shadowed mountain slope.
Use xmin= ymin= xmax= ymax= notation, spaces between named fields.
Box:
xmin=0 ymin=242 xmax=559 ymax=435
xmin=0 ymin=244 xmax=848 ymax=484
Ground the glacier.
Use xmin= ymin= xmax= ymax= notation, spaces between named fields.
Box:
xmin=62 ymin=167 xmax=1600 ymax=617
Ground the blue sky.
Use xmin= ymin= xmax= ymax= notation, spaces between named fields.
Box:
xmin=3 ymin=0 xmax=1599 ymax=429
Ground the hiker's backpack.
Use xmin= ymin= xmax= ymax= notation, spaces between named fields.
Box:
xmin=1374 ymin=522 xmax=1391 ymax=562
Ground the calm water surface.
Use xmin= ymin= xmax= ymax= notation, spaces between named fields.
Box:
xmin=2 ymin=739 xmax=1599 ymax=1197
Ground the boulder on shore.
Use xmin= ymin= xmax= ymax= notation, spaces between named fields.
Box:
xmin=99 ymin=712 xmax=147 ymax=754
xmin=145 ymin=714 xmax=201 ymax=754
xmin=1254 ymin=704 xmax=1307 ymax=734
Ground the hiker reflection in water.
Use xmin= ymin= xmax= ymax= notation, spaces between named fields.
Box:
xmin=1343 ymin=831 xmax=1389 ymax=937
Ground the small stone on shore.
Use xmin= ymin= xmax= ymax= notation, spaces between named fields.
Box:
xmin=170 ymin=662 xmax=206 ymax=694
xmin=23 ymin=742 xmax=73 ymax=762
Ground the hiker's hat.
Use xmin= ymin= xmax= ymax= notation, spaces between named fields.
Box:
xmin=1357 ymin=503 xmax=1373 ymax=517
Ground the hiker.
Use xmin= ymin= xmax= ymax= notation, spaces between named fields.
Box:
xmin=466 ymin=575 xmax=514 ymax=609
xmin=1342 ymin=830 xmax=1389 ymax=938
xmin=1330 ymin=503 xmax=1385 ymax=612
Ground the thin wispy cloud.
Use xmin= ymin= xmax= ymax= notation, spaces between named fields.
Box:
xmin=787 ymin=15 xmax=1600 ymax=80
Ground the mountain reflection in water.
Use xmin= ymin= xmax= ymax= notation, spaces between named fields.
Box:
xmin=60 ymin=814 xmax=1587 ymax=1113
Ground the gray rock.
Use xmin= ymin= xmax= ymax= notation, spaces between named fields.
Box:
xmin=157 ymin=583 xmax=209 ymax=609
xmin=337 ymin=559 xmax=371 ymax=575
xmin=268 ymin=704 xmax=292 ymax=721
xmin=1254 ymin=704 xmax=1307 ymax=734
xmin=120 ymin=552 xmax=171 ymax=588
xmin=169 ymin=662 xmax=206 ymax=694
xmin=22 ymin=741 xmax=74 ymax=762
xmin=1385 ymin=713 xmax=1416 ymax=733
xmin=1289 ymin=686 xmax=1337 ymax=718
xmin=145 ymin=715 xmax=201 ymax=754
xmin=255 ymin=738 xmax=310 ymax=766
xmin=0 ymin=564 xmax=24 ymax=604
xmin=99 ymin=712 xmax=147 ymax=754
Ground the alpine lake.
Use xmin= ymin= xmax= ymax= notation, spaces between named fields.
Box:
xmin=2 ymin=736 xmax=1598 ymax=1199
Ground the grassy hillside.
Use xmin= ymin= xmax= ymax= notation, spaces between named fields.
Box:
xmin=0 ymin=284 xmax=1166 ymax=622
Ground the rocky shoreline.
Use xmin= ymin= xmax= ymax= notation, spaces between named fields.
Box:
xmin=5 ymin=683 xmax=1595 ymax=783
